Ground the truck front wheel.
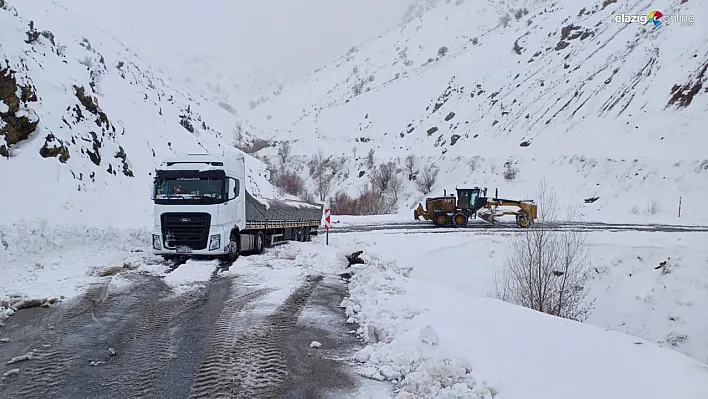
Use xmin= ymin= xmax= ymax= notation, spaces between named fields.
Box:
xmin=226 ymin=234 xmax=240 ymax=261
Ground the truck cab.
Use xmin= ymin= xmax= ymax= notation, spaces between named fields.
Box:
xmin=151 ymin=153 xmax=246 ymax=261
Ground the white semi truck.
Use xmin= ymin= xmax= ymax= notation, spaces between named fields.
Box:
xmin=151 ymin=153 xmax=323 ymax=261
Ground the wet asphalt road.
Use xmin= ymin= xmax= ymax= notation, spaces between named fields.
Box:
xmin=0 ymin=268 xmax=384 ymax=399
xmin=328 ymin=220 xmax=708 ymax=234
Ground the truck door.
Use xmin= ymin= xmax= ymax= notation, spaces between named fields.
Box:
xmin=224 ymin=177 xmax=243 ymax=229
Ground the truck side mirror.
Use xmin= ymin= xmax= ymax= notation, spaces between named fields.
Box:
xmin=150 ymin=180 xmax=156 ymax=200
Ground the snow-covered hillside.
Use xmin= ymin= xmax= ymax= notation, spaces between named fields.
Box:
xmin=249 ymin=0 xmax=707 ymax=223
xmin=0 ymin=1 xmax=274 ymax=228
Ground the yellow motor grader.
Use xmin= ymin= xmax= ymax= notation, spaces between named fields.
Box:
xmin=414 ymin=187 xmax=537 ymax=228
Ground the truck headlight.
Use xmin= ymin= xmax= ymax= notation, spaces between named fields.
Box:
xmin=209 ymin=234 xmax=221 ymax=250
xmin=152 ymin=234 xmax=161 ymax=250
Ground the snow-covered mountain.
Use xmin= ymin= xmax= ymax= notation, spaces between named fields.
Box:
xmin=49 ymin=0 xmax=421 ymax=114
xmin=0 ymin=0 xmax=274 ymax=228
xmin=248 ymin=0 xmax=707 ymax=223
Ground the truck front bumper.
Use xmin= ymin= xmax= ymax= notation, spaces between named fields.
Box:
xmin=151 ymin=226 xmax=230 ymax=257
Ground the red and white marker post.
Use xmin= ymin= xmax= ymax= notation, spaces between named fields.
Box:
xmin=324 ymin=208 xmax=331 ymax=245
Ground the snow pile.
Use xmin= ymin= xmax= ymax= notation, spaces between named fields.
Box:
xmin=161 ymin=260 xmax=218 ymax=295
xmin=249 ymin=0 xmax=708 ymax=223
xmin=338 ymin=242 xmax=708 ymax=398
xmin=341 ymin=251 xmax=495 ymax=398
xmin=228 ymin=241 xmax=344 ymax=279
xmin=0 ymin=220 xmax=149 ymax=304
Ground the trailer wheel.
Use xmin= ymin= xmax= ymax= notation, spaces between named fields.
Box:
xmin=304 ymin=228 xmax=311 ymax=242
xmin=226 ymin=233 xmax=240 ymax=261
xmin=295 ymin=228 xmax=303 ymax=242
xmin=255 ymin=231 xmax=265 ymax=254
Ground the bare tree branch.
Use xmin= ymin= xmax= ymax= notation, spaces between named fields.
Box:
xmin=493 ymin=181 xmax=595 ymax=321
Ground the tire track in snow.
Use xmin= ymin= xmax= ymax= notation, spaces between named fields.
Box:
xmin=188 ymin=275 xmax=324 ymax=399
xmin=96 ymin=278 xmax=210 ymax=398
xmin=187 ymin=285 xmax=275 ymax=398
xmin=12 ymin=281 xmax=112 ymax=399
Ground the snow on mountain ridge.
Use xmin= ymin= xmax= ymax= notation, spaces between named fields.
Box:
xmin=248 ymin=0 xmax=707 ymax=223
xmin=0 ymin=1 xmax=275 ymax=228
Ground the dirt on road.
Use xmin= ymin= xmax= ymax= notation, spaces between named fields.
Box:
xmin=0 ymin=269 xmax=387 ymax=399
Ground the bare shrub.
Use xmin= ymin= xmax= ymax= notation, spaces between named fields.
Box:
xmin=388 ymin=174 xmax=404 ymax=204
xmin=300 ymin=190 xmax=316 ymax=203
xmin=357 ymin=185 xmax=393 ymax=215
xmin=630 ymin=200 xmax=661 ymax=216
xmin=415 ymin=165 xmax=439 ymax=195
xmin=493 ymin=181 xmax=595 ymax=321
xmin=499 ymin=13 xmax=512 ymax=27
xmin=78 ymin=56 xmax=94 ymax=69
xmin=438 ymin=46 xmax=448 ymax=57
xmin=370 ymin=161 xmax=396 ymax=194
xmin=274 ymin=170 xmax=305 ymax=196
xmin=330 ymin=191 xmax=357 ymax=215
xmin=308 ymin=149 xmax=335 ymax=201
xmin=277 ymin=141 xmax=291 ymax=165
xmin=405 ymin=153 xmax=417 ymax=180
xmin=330 ymin=155 xmax=348 ymax=177
xmin=329 ymin=185 xmax=394 ymax=215
xmin=503 ymin=161 xmax=518 ymax=181
xmin=238 ymin=138 xmax=269 ymax=154
xmin=366 ymin=148 xmax=375 ymax=169
xmin=471 ymin=37 xmax=479 ymax=45
xmin=513 ymin=8 xmax=529 ymax=20
xmin=468 ymin=156 xmax=480 ymax=173
xmin=645 ymin=199 xmax=661 ymax=215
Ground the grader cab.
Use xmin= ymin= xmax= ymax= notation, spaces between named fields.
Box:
xmin=414 ymin=187 xmax=537 ymax=228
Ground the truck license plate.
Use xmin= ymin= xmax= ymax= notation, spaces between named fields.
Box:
xmin=176 ymin=246 xmax=192 ymax=254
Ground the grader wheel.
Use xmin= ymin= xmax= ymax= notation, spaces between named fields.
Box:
xmin=433 ymin=212 xmax=450 ymax=227
xmin=453 ymin=213 xmax=468 ymax=227
xmin=516 ymin=211 xmax=533 ymax=228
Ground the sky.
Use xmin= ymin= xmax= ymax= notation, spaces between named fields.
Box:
xmin=60 ymin=0 xmax=418 ymax=84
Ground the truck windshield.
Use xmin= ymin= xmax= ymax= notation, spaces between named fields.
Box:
xmin=154 ymin=177 xmax=225 ymax=204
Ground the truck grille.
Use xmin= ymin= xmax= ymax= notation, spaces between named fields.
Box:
xmin=161 ymin=212 xmax=211 ymax=250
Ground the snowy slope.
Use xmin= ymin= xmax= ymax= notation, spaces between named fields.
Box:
xmin=333 ymin=228 xmax=708 ymax=363
xmin=328 ymin=237 xmax=708 ymax=399
xmin=0 ymin=1 xmax=275 ymax=229
xmin=248 ymin=0 xmax=708 ymax=223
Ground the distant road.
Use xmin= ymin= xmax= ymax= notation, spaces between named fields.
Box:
xmin=328 ymin=220 xmax=708 ymax=234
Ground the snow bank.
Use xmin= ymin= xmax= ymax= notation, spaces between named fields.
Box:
xmin=333 ymin=229 xmax=708 ymax=363
xmin=337 ymin=242 xmax=708 ymax=398
xmin=0 ymin=219 xmax=150 ymax=302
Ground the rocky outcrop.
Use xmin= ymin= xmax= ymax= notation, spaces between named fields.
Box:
xmin=0 ymin=63 xmax=39 ymax=157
